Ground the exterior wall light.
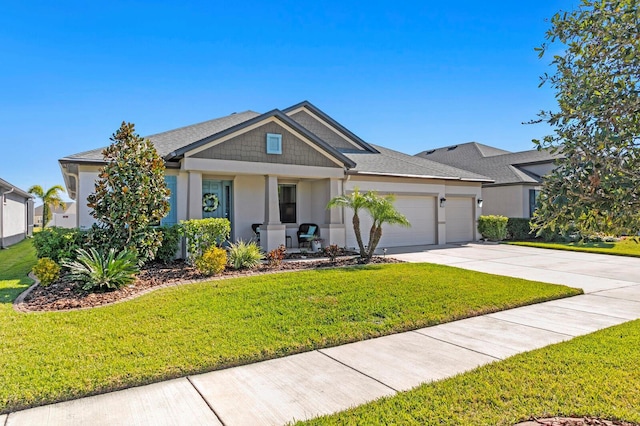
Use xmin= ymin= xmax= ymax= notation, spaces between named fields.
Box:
xmin=439 ymin=197 xmax=446 ymax=208
xmin=477 ymin=199 xmax=483 ymax=208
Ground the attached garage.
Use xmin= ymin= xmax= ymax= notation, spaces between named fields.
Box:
xmin=345 ymin=195 xmax=437 ymax=249
xmin=445 ymin=197 xmax=475 ymax=243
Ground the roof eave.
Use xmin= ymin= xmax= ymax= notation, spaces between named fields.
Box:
xmin=347 ymin=170 xmax=493 ymax=183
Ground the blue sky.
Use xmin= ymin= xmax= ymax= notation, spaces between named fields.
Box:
xmin=1 ymin=0 xmax=574 ymax=201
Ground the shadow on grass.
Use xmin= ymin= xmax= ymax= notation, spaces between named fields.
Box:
xmin=571 ymin=242 xmax=615 ymax=249
xmin=0 ymin=277 xmax=32 ymax=304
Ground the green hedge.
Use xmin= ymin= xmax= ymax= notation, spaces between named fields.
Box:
xmin=506 ymin=218 xmax=533 ymax=241
xmin=477 ymin=215 xmax=508 ymax=241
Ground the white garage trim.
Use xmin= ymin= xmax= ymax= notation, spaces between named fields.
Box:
xmin=345 ymin=195 xmax=437 ymax=249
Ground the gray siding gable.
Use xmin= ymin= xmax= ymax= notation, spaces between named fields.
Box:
xmin=191 ymin=121 xmax=342 ymax=168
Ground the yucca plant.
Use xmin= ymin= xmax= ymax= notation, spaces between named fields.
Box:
xmin=62 ymin=248 xmax=139 ymax=291
xmin=227 ymin=240 xmax=263 ymax=270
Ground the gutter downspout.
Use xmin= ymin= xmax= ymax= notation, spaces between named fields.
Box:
xmin=0 ymin=187 xmax=15 ymax=249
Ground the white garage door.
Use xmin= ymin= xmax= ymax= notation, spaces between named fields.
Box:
xmin=345 ymin=196 xmax=437 ymax=249
xmin=446 ymin=197 xmax=474 ymax=243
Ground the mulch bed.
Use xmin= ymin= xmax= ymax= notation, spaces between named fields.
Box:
xmin=18 ymin=255 xmax=400 ymax=312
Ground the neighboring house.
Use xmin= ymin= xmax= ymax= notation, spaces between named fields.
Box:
xmin=415 ymin=142 xmax=560 ymax=218
xmin=0 ymin=178 xmax=34 ymax=248
xmin=59 ymin=101 xmax=491 ymax=251
xmin=34 ymin=202 xmax=76 ymax=228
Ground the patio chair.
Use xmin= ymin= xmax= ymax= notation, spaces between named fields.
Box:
xmin=252 ymin=223 xmax=261 ymax=244
xmin=297 ymin=223 xmax=319 ymax=248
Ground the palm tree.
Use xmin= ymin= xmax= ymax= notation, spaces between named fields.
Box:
xmin=327 ymin=188 xmax=370 ymax=258
xmin=328 ymin=189 xmax=410 ymax=261
xmin=28 ymin=185 xmax=66 ymax=228
xmin=364 ymin=193 xmax=410 ymax=259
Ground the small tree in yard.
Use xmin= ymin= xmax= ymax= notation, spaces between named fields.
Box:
xmin=326 ymin=188 xmax=371 ymax=258
xmin=28 ymin=184 xmax=66 ymax=228
xmin=531 ymin=0 xmax=640 ymax=238
xmin=87 ymin=122 xmax=169 ymax=264
xmin=328 ymin=188 xmax=410 ymax=262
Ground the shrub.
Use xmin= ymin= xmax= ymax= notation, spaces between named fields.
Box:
xmin=32 ymin=227 xmax=85 ymax=263
xmin=195 ymin=246 xmax=227 ymax=276
xmin=156 ymin=225 xmax=181 ymax=264
xmin=506 ymin=218 xmax=533 ymax=241
xmin=62 ymin=248 xmax=139 ymax=291
xmin=32 ymin=258 xmax=60 ymax=286
xmin=227 ymin=240 xmax=263 ymax=270
xmin=324 ymin=244 xmax=342 ymax=262
xmin=266 ymin=245 xmax=286 ymax=268
xmin=477 ymin=215 xmax=508 ymax=241
xmin=179 ymin=218 xmax=231 ymax=263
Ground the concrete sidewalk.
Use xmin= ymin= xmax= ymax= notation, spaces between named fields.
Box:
xmin=5 ymin=244 xmax=640 ymax=425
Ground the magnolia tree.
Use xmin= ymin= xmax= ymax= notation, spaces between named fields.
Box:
xmin=328 ymin=189 xmax=409 ymax=261
xmin=531 ymin=0 xmax=640 ymax=238
xmin=87 ymin=122 xmax=169 ymax=263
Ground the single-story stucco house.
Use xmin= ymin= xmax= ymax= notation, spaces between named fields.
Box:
xmin=415 ymin=142 xmax=560 ymax=219
xmin=35 ymin=202 xmax=76 ymax=228
xmin=0 ymin=178 xmax=34 ymax=248
xmin=59 ymin=101 xmax=491 ymax=252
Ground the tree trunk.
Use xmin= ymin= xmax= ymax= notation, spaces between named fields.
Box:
xmin=352 ymin=213 xmax=367 ymax=258
xmin=367 ymin=226 xmax=382 ymax=259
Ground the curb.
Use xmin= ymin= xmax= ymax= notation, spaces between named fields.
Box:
xmin=13 ymin=272 xmax=40 ymax=313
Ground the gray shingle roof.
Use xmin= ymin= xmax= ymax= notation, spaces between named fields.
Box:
xmin=61 ymin=111 xmax=261 ymax=162
xmin=415 ymin=142 xmax=560 ymax=185
xmin=0 ymin=178 xmax=33 ymax=199
xmin=345 ymin=144 xmax=492 ymax=182
xmin=59 ymin=104 xmax=493 ymax=183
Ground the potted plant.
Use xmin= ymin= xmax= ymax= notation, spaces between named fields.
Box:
xmin=311 ymin=237 xmax=323 ymax=253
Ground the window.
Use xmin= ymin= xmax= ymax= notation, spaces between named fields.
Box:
xmin=266 ymin=133 xmax=282 ymax=154
xmin=529 ymin=189 xmax=540 ymax=218
xmin=161 ymin=176 xmax=177 ymax=226
xmin=278 ymin=184 xmax=296 ymax=223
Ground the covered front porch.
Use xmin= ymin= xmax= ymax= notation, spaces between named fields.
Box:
xmin=183 ymin=169 xmax=347 ymax=252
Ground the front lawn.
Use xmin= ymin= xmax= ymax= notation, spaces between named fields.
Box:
xmin=0 ymin=240 xmax=580 ymax=414
xmin=508 ymin=238 xmax=640 ymax=258
xmin=304 ymin=319 xmax=640 ymax=425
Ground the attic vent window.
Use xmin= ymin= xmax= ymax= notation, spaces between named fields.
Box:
xmin=266 ymin=133 xmax=282 ymax=154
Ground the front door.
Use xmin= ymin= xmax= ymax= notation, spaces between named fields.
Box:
xmin=202 ymin=180 xmax=224 ymax=219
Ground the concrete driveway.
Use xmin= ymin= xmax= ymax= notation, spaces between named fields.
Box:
xmin=387 ymin=242 xmax=640 ymax=293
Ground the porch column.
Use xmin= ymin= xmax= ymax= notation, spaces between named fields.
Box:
xmin=262 ymin=175 xmax=285 ymax=251
xmin=264 ymin=175 xmax=280 ymax=225
xmin=188 ymin=171 xmax=203 ymax=220
xmin=321 ymin=178 xmax=346 ymax=247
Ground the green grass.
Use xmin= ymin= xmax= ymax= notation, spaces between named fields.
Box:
xmin=508 ymin=238 xmax=640 ymax=257
xmin=0 ymin=238 xmax=36 ymax=303
xmin=303 ymin=320 xmax=640 ymax=425
xmin=0 ymin=241 xmax=580 ymax=414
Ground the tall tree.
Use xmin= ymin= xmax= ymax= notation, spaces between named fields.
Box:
xmin=328 ymin=189 xmax=410 ymax=261
xmin=28 ymin=184 xmax=66 ymax=228
xmin=531 ymin=0 xmax=640 ymax=238
xmin=87 ymin=122 xmax=169 ymax=263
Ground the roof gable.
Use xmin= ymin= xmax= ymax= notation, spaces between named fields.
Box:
xmin=170 ymin=109 xmax=356 ymax=168
xmin=283 ymin=101 xmax=378 ymax=153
